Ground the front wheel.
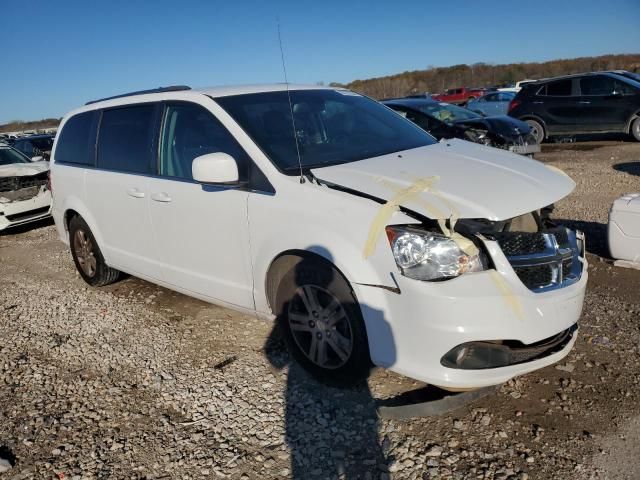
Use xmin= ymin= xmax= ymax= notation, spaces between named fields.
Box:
xmin=631 ymin=117 xmax=640 ymax=142
xmin=525 ymin=119 xmax=545 ymax=144
xmin=275 ymin=258 xmax=371 ymax=385
xmin=69 ymin=216 xmax=120 ymax=286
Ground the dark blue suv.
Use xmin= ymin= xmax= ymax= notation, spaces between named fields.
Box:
xmin=508 ymin=71 xmax=640 ymax=143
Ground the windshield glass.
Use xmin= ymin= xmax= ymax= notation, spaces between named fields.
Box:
xmin=215 ymin=89 xmax=436 ymax=173
xmin=416 ymin=102 xmax=481 ymax=125
xmin=0 ymin=147 xmax=30 ymax=166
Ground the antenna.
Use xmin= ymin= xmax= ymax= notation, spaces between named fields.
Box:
xmin=277 ymin=19 xmax=305 ymax=184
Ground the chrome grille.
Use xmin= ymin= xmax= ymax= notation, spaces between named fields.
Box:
xmin=493 ymin=228 xmax=584 ymax=292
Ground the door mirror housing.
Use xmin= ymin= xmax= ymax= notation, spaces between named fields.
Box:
xmin=192 ymin=152 xmax=240 ymax=185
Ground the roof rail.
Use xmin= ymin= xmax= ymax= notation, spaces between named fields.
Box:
xmin=85 ymin=85 xmax=192 ymax=105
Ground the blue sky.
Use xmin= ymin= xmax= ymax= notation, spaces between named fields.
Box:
xmin=1 ymin=0 xmax=639 ymax=123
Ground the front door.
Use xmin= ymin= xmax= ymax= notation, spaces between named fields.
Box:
xmin=578 ymin=75 xmax=633 ymax=131
xmin=147 ymin=101 xmax=254 ymax=309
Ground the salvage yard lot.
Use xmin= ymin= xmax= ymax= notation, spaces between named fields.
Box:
xmin=1 ymin=141 xmax=640 ymax=479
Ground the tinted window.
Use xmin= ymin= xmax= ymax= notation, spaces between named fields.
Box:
xmin=217 ymin=90 xmax=436 ymax=173
xmin=0 ymin=147 xmax=30 ymax=165
xmin=56 ymin=111 xmax=99 ymax=165
xmin=543 ymin=79 xmax=573 ymax=96
xmin=31 ymin=138 xmax=53 ymax=151
xmin=580 ymin=76 xmax=616 ymax=95
xmin=497 ymin=92 xmax=515 ymax=102
xmin=14 ymin=140 xmax=32 ymax=156
xmin=159 ymin=102 xmax=249 ymax=180
xmin=97 ymin=105 xmax=157 ymax=174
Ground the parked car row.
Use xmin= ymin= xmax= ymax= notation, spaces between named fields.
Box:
xmin=383 ymin=97 xmax=539 ymax=155
xmin=0 ymin=133 xmax=56 ymax=160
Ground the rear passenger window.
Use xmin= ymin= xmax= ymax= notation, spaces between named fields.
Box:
xmin=55 ymin=111 xmax=99 ymax=165
xmin=159 ymin=103 xmax=248 ymax=180
xmin=97 ymin=105 xmax=157 ymax=174
xmin=580 ymin=76 xmax=616 ymax=95
xmin=542 ymin=79 xmax=573 ymax=96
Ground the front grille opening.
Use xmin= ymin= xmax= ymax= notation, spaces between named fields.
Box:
xmin=513 ymin=264 xmax=554 ymax=290
xmin=492 ymin=231 xmax=547 ymax=256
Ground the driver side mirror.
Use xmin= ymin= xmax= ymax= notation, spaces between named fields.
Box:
xmin=192 ymin=152 xmax=240 ymax=185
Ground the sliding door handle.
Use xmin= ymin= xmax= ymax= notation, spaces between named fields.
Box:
xmin=126 ymin=188 xmax=145 ymax=198
xmin=151 ymin=192 xmax=172 ymax=203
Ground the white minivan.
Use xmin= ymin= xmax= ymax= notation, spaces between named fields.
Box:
xmin=51 ymin=84 xmax=586 ymax=389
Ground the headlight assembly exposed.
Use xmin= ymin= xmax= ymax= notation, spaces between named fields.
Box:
xmin=386 ymin=226 xmax=486 ymax=281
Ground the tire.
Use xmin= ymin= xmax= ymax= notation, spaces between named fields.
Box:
xmin=69 ymin=215 xmax=120 ymax=287
xmin=275 ymin=257 xmax=371 ymax=385
xmin=631 ymin=117 xmax=640 ymax=142
xmin=525 ymin=119 xmax=545 ymax=144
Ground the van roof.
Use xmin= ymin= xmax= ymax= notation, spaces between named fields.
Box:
xmin=84 ymin=83 xmax=339 ymax=108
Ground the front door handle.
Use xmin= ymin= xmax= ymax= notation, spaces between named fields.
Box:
xmin=533 ymin=101 xmax=544 ymax=104
xmin=126 ymin=188 xmax=145 ymax=198
xmin=579 ymin=101 xmax=591 ymax=104
xmin=151 ymin=192 xmax=172 ymax=203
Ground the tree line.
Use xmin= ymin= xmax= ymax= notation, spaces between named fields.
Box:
xmin=330 ymin=53 xmax=640 ymax=99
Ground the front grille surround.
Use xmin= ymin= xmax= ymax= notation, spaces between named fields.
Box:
xmin=491 ymin=227 xmax=584 ymax=293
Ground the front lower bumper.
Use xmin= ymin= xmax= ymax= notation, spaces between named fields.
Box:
xmin=354 ymin=239 xmax=587 ymax=389
xmin=508 ymin=143 xmax=541 ymax=155
xmin=0 ymin=189 xmax=52 ymax=231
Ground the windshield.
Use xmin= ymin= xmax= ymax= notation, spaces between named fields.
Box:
xmin=417 ymin=102 xmax=481 ymax=125
xmin=0 ymin=147 xmax=31 ymax=166
xmin=215 ymin=89 xmax=436 ymax=173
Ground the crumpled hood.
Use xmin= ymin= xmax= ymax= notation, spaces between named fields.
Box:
xmin=454 ymin=115 xmax=532 ymax=140
xmin=311 ymin=139 xmax=574 ymax=221
xmin=0 ymin=161 xmax=49 ymax=178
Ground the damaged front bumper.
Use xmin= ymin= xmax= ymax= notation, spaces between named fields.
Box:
xmin=354 ymin=226 xmax=587 ymax=389
xmin=0 ymin=185 xmax=52 ymax=230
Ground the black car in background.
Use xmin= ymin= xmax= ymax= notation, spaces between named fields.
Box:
xmin=383 ymin=98 xmax=540 ymax=155
xmin=508 ymin=72 xmax=640 ymax=143
xmin=12 ymin=134 xmax=55 ymax=160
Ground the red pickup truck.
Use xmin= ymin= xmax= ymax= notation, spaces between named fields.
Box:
xmin=431 ymin=87 xmax=487 ymax=105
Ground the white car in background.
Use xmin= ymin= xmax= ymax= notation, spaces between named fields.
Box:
xmin=498 ymin=79 xmax=537 ymax=93
xmin=51 ymin=84 xmax=586 ymax=390
xmin=0 ymin=145 xmax=51 ymax=231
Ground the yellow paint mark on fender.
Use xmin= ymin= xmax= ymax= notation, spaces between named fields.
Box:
xmin=362 ymin=176 xmax=439 ymax=259
xmin=490 ymin=270 xmax=525 ymax=321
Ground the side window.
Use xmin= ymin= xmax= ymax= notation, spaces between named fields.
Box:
xmin=497 ymin=93 xmax=513 ymax=102
xmin=580 ymin=76 xmax=616 ymax=96
xmin=404 ymin=109 xmax=432 ymax=131
xmin=543 ymin=79 xmax=573 ymax=96
xmin=159 ymin=103 xmax=249 ymax=180
xmin=97 ymin=105 xmax=157 ymax=174
xmin=55 ymin=111 xmax=99 ymax=165
xmin=484 ymin=93 xmax=498 ymax=102
xmin=615 ymin=79 xmax=637 ymax=95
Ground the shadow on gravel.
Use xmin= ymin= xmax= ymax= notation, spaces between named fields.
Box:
xmin=556 ymin=219 xmax=609 ymax=258
xmin=0 ymin=445 xmax=16 ymax=468
xmin=613 ymin=162 xmax=640 ymax=176
xmin=264 ymin=250 xmax=395 ymax=478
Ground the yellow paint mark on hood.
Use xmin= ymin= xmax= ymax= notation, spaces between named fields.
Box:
xmin=362 ymin=176 xmax=439 ymax=259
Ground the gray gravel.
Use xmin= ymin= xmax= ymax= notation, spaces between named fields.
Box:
xmin=1 ymin=140 xmax=640 ymax=479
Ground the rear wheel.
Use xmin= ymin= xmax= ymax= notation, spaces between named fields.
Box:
xmin=275 ymin=257 xmax=371 ymax=385
xmin=631 ymin=117 xmax=640 ymax=142
xmin=525 ymin=119 xmax=545 ymax=144
xmin=69 ymin=216 xmax=120 ymax=286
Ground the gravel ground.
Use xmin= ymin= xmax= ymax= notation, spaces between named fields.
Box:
xmin=1 ymin=140 xmax=639 ymax=479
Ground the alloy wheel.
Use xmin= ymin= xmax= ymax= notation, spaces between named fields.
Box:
xmin=74 ymin=229 xmax=97 ymax=277
xmin=287 ymin=284 xmax=354 ymax=369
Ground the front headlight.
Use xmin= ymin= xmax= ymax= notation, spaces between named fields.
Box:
xmin=386 ymin=226 xmax=486 ymax=281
